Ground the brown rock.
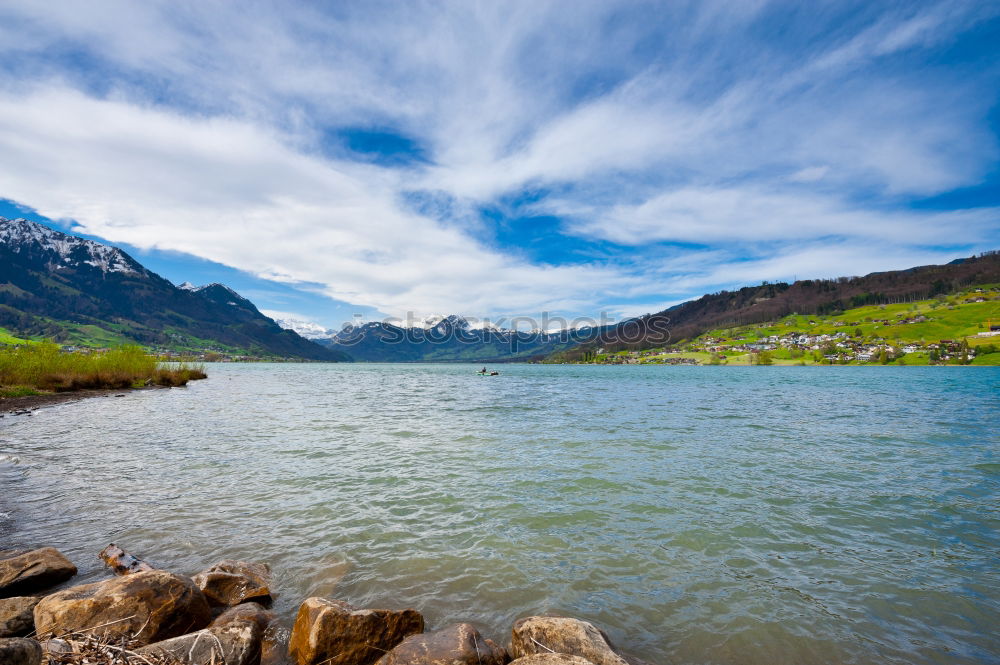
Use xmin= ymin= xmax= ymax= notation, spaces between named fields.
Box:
xmin=98 ymin=544 xmax=155 ymax=576
xmin=288 ymin=597 xmax=424 ymax=665
xmin=0 ymin=548 xmax=77 ymax=597
xmin=509 ymin=656 xmax=594 ymax=665
xmin=0 ymin=637 xmax=42 ymax=665
xmin=376 ymin=623 xmax=508 ymax=665
xmin=0 ymin=596 xmax=40 ymax=637
xmin=261 ymin=622 xmax=290 ymax=665
xmin=193 ymin=560 xmax=273 ymax=607
xmin=510 ymin=617 xmax=628 ymax=665
xmin=210 ymin=601 xmax=275 ymax=631
xmin=138 ymin=619 xmax=264 ymax=665
xmin=33 ymin=569 xmax=210 ymax=645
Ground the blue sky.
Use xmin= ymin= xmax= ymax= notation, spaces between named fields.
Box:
xmin=0 ymin=1 xmax=997 ymax=330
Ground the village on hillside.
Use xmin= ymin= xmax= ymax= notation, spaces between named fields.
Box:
xmin=576 ymin=287 xmax=1000 ymax=366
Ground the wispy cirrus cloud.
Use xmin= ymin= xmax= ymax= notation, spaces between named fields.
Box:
xmin=556 ymin=187 xmax=999 ymax=245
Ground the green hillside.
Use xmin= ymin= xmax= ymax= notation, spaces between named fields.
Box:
xmin=558 ymin=286 xmax=1000 ymax=366
xmin=0 ymin=326 xmax=31 ymax=345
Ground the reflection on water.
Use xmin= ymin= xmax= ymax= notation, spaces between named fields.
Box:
xmin=1 ymin=364 xmax=998 ymax=664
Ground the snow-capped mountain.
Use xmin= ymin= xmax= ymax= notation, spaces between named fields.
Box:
xmin=0 ymin=217 xmax=143 ymax=275
xmin=317 ymin=314 xmax=596 ymax=361
xmin=266 ymin=315 xmax=337 ymax=340
xmin=0 ymin=217 xmax=349 ymax=360
xmin=187 ymin=283 xmax=258 ymax=312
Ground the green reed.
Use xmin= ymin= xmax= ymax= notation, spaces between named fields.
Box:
xmin=0 ymin=343 xmax=207 ymax=392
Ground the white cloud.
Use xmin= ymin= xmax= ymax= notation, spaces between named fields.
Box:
xmin=671 ymin=243 xmax=974 ymax=291
xmin=0 ymin=1 xmax=996 ymax=321
xmin=789 ymin=166 xmax=829 ymax=183
xmin=560 ymin=186 xmax=999 ymax=246
xmin=0 ymin=85 xmax=649 ymax=318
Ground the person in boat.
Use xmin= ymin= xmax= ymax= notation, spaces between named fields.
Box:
xmin=480 ymin=367 xmax=488 ymax=374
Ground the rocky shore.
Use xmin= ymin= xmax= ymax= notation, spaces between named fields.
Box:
xmin=0 ymin=546 xmax=651 ymax=665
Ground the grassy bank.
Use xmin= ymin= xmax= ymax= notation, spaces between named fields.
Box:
xmin=0 ymin=343 xmax=206 ymax=396
xmin=554 ymin=286 xmax=1000 ymax=365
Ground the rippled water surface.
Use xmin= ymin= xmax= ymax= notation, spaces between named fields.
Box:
xmin=2 ymin=364 xmax=999 ymax=664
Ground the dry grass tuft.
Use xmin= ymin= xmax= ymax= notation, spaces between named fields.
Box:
xmin=43 ymin=633 xmax=183 ymax=665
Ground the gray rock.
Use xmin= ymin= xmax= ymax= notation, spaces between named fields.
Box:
xmin=40 ymin=638 xmax=71 ymax=659
xmin=0 ymin=637 xmax=42 ymax=665
xmin=137 ymin=619 xmax=264 ymax=665
xmin=0 ymin=596 xmax=40 ymax=637
xmin=0 ymin=548 xmax=77 ymax=597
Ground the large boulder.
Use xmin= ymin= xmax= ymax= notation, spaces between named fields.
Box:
xmin=137 ymin=618 xmax=264 ymax=665
xmin=510 ymin=617 xmax=628 ymax=665
xmin=376 ymin=623 xmax=508 ymax=665
xmin=510 ymin=656 xmax=594 ymax=665
xmin=288 ymin=597 xmax=424 ymax=665
xmin=0 ymin=637 xmax=42 ymax=665
xmin=0 ymin=596 xmax=40 ymax=637
xmin=0 ymin=548 xmax=76 ymax=597
xmin=193 ymin=560 xmax=273 ymax=607
xmin=33 ymin=569 xmax=210 ymax=645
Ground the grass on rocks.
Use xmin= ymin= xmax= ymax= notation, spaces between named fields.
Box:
xmin=0 ymin=343 xmax=206 ymax=393
xmin=44 ymin=633 xmax=182 ymax=665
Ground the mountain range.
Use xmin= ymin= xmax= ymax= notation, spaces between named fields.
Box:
xmin=272 ymin=255 xmax=1000 ymax=362
xmin=0 ymin=217 xmax=349 ymax=361
xmin=311 ymin=314 xmax=597 ymax=362
xmin=3 ymin=216 xmax=997 ymax=363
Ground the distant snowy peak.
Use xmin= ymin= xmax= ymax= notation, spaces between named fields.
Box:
xmin=188 ymin=283 xmax=260 ymax=313
xmin=193 ymin=282 xmax=240 ymax=297
xmin=274 ymin=313 xmax=560 ymax=343
xmin=177 ymin=281 xmax=233 ymax=293
xmin=0 ymin=217 xmax=142 ymax=275
xmin=178 ymin=281 xmax=248 ymax=302
xmin=429 ymin=314 xmax=471 ymax=330
xmin=268 ymin=315 xmax=336 ymax=340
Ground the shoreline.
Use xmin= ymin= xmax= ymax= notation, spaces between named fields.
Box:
xmin=0 ymin=544 xmax=647 ymax=665
xmin=0 ymin=386 xmax=165 ymax=415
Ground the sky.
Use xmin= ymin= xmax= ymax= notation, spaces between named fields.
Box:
xmin=0 ymin=1 xmax=998 ymax=330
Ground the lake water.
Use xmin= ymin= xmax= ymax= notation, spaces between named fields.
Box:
xmin=1 ymin=364 xmax=998 ymax=665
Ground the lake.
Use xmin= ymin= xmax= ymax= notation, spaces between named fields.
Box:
xmin=1 ymin=364 xmax=998 ymax=664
